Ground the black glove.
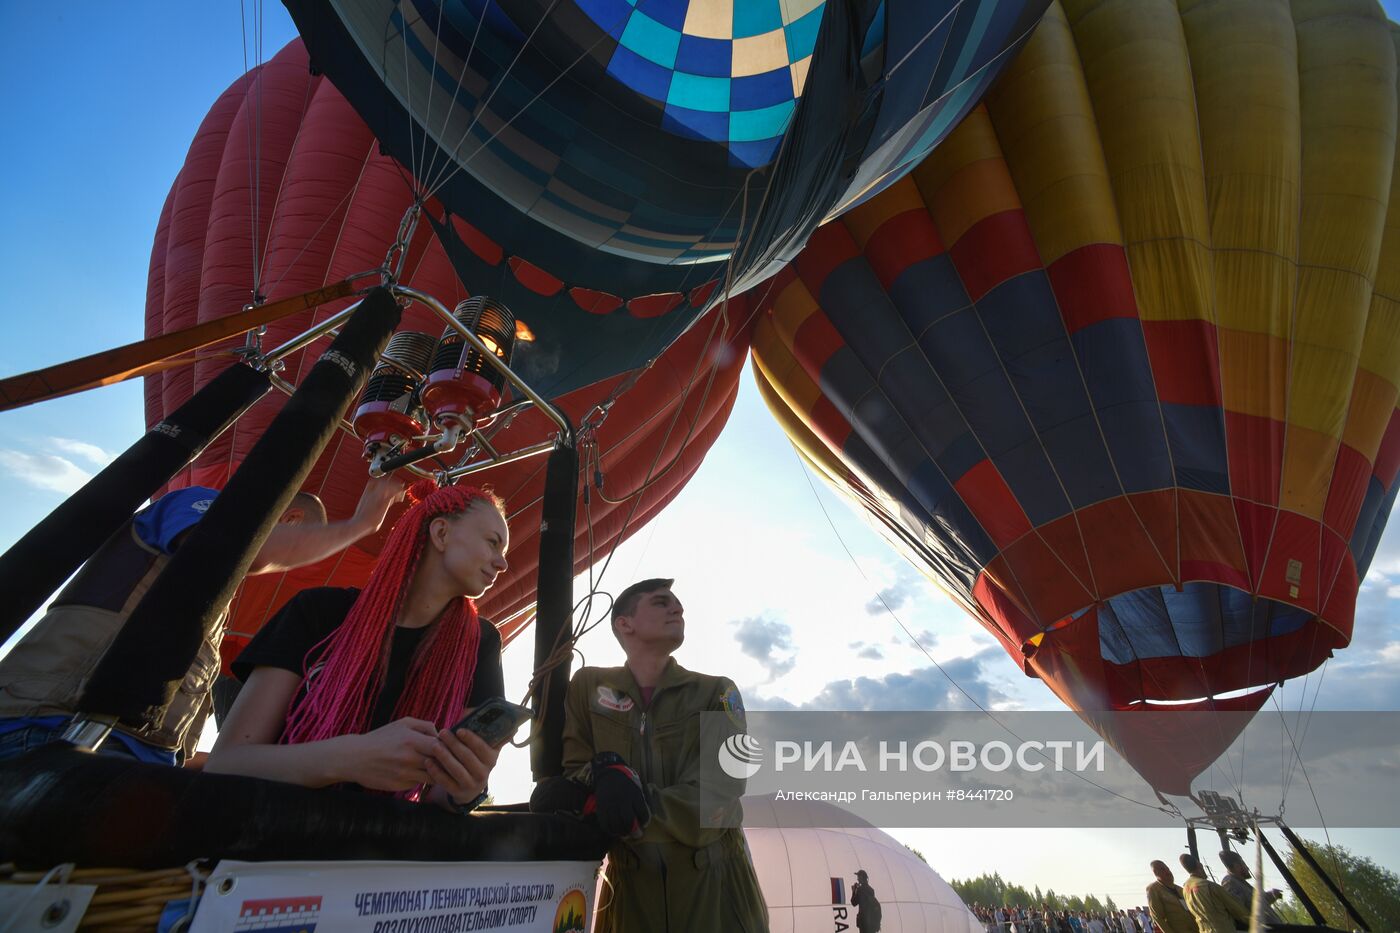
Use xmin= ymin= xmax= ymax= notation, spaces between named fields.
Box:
xmin=529 ymin=776 xmax=591 ymax=815
xmin=586 ymin=752 xmax=651 ymax=839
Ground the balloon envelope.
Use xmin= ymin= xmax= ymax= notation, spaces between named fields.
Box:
xmin=752 ymin=0 xmax=1400 ymax=794
xmin=284 ymin=0 xmax=1051 ymax=397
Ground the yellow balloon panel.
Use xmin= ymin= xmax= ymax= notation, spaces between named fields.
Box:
xmin=1218 ymin=327 xmax=1289 ymax=423
xmin=909 ymin=110 xmax=1016 ymax=249
xmin=984 ymin=4 xmax=1122 ymax=265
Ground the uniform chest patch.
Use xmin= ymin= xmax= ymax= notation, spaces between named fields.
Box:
xmin=720 ymin=688 xmax=745 ymax=728
xmin=595 ymin=685 xmax=634 ymax=712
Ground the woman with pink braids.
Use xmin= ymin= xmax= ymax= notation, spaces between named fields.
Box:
xmin=207 ymin=483 xmax=510 ymax=812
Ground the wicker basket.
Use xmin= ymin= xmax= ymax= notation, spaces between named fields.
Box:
xmin=0 ymin=863 xmax=207 ymax=931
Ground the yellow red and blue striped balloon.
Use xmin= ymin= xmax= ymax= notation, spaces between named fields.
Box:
xmin=751 ymin=0 xmax=1400 ymax=795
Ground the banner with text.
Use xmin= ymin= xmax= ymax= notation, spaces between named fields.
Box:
xmin=189 ymin=859 xmax=598 ymax=933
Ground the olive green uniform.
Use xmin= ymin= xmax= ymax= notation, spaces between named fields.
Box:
xmin=1146 ymin=880 xmax=1199 ymax=933
xmin=563 ymin=660 xmax=769 ymax=933
xmin=1182 ymin=875 xmax=1250 ymax=933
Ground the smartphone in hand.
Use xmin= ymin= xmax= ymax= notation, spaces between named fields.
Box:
xmin=452 ymin=697 xmax=534 ymax=748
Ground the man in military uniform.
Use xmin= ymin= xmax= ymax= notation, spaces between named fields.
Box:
xmin=1218 ymin=849 xmax=1282 ymax=926
xmin=559 ymin=578 xmax=768 ymax=932
xmin=1146 ymin=860 xmax=1198 ymax=933
xmin=1179 ymin=854 xmax=1249 ymax=933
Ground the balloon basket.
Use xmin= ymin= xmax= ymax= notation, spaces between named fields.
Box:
xmin=0 ymin=863 xmax=206 ymax=931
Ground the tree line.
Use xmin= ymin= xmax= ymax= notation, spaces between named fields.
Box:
xmin=946 ymin=838 xmax=1400 ymax=931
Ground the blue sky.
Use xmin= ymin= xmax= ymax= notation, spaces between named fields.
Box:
xmin=1 ymin=0 xmax=1398 ymax=905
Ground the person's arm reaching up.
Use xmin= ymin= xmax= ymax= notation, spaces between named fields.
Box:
xmin=248 ymin=476 xmax=405 ymax=574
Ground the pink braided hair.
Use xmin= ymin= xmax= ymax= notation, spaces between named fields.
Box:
xmin=281 ymin=481 xmax=502 ymax=746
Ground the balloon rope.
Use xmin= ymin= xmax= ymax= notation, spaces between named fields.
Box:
xmin=487 ymin=158 xmax=778 ymax=525
xmin=419 ymin=0 xmax=571 ymax=201
xmin=514 ymin=182 xmax=782 ymax=701
xmin=259 ymin=178 xmax=364 ymax=305
xmin=1268 ymin=687 xmax=1347 ymax=903
xmin=254 ymin=0 xmax=265 ymax=298
xmin=404 ymin=0 xmax=444 ymax=189
xmin=241 ymin=0 xmax=266 ymax=302
xmin=589 ymin=169 xmax=772 ymax=505
xmin=239 ymin=0 xmax=257 ymax=302
xmin=520 ymin=241 xmax=775 ymax=708
xmin=1274 ymin=658 xmax=1328 ymax=807
xmin=1286 ymin=623 xmax=1328 ymax=798
xmin=883 ymin=1 xmax=967 ymax=82
xmin=518 ymin=303 xmax=732 ymax=707
xmin=509 ymin=157 xmax=780 ymax=496
xmin=415 ymin=0 xmax=488 ymax=201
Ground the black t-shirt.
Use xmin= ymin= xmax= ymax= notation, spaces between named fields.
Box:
xmin=232 ymin=587 xmax=505 ymax=730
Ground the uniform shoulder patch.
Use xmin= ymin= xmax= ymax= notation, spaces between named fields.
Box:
xmin=595 ymin=685 xmax=634 ymax=712
xmin=719 ymin=686 xmax=745 ymax=728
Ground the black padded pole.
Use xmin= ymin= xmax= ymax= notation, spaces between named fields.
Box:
xmin=1187 ymin=825 xmax=1200 ymax=863
xmin=0 ymin=362 xmax=270 ymax=644
xmin=1278 ymin=821 xmax=1371 ymax=931
xmin=1259 ymin=828 xmax=1327 ymax=925
xmin=530 ymin=435 xmax=578 ymax=781
xmin=79 ymin=289 xmax=401 ymax=724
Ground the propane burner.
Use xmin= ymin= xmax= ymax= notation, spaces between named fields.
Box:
xmin=421 ymin=296 xmax=516 ymax=427
xmin=352 ymin=330 xmax=437 ymax=450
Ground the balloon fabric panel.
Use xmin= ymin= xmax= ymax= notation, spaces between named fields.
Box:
xmin=751 ymin=0 xmax=1400 ymax=793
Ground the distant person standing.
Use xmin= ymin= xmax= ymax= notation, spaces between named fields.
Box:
xmin=1178 ymin=854 xmax=1248 ymax=933
xmin=1146 ymin=861 xmax=1198 ymax=933
xmin=851 ymin=869 xmax=882 ymax=932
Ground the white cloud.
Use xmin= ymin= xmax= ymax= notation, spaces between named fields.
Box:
xmin=749 ymin=648 xmax=1018 ymax=713
xmin=48 ymin=437 xmax=115 ymax=468
xmin=0 ymin=450 xmax=92 ymax=494
xmin=1367 ymin=519 xmax=1400 ymax=577
xmin=864 ymin=565 xmax=923 ymax=616
xmin=732 ymin=615 xmax=797 ymax=682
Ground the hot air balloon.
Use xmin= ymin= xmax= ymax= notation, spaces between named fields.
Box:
xmin=144 ymin=39 xmax=752 ymax=664
xmin=743 ymin=797 xmax=983 ymax=933
xmin=751 ymin=0 xmax=1400 ymax=795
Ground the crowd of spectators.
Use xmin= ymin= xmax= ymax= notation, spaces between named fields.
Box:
xmin=971 ymin=904 xmax=1154 ymax=933
xmin=969 ymin=848 xmax=1288 ymax=933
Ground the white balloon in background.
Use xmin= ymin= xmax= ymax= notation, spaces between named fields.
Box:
xmin=742 ymin=796 xmax=982 ymax=933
